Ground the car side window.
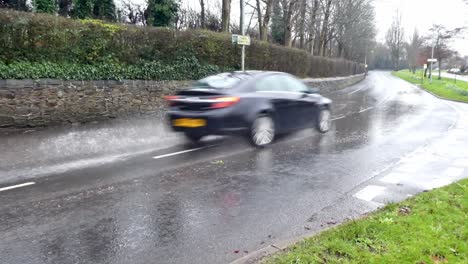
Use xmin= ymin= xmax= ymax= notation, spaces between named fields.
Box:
xmin=281 ymin=75 xmax=309 ymax=93
xmin=255 ymin=75 xmax=284 ymax=92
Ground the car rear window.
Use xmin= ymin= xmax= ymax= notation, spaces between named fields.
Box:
xmin=194 ymin=73 xmax=245 ymax=89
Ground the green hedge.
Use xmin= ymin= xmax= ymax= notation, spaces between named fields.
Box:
xmin=0 ymin=9 xmax=364 ymax=79
xmin=0 ymin=59 xmax=226 ymax=80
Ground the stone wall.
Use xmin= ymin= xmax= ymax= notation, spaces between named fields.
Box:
xmin=0 ymin=74 xmax=365 ymax=128
xmin=303 ymin=73 xmax=366 ymax=93
xmin=0 ymin=79 xmax=190 ymax=127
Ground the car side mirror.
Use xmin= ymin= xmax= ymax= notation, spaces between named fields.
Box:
xmin=308 ymin=87 xmax=320 ymax=94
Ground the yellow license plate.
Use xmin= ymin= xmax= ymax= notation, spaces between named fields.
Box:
xmin=172 ymin=118 xmax=206 ymax=128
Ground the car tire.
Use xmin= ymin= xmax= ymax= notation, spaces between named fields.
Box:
xmin=250 ymin=114 xmax=275 ymax=147
xmin=184 ymin=132 xmax=204 ymax=143
xmin=316 ymin=107 xmax=331 ymax=133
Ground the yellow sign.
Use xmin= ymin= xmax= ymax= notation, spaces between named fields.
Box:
xmin=232 ymin=34 xmax=250 ymax=46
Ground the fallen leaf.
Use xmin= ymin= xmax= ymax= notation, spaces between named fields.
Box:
xmin=398 ymin=206 xmax=411 ymax=215
xmin=304 ymin=225 xmax=311 ymax=230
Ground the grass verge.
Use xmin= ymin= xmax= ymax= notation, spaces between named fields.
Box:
xmin=266 ymin=179 xmax=468 ymax=264
xmin=392 ymin=70 xmax=468 ymax=102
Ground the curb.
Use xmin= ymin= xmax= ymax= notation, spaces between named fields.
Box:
xmin=229 ymin=227 xmax=336 ymax=264
xmin=414 ymin=84 xmax=468 ymax=104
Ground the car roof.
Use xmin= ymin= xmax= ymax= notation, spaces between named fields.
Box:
xmin=223 ymin=70 xmax=286 ymax=79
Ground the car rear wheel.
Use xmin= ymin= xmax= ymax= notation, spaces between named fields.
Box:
xmin=316 ymin=107 xmax=331 ymax=133
xmin=250 ymin=115 xmax=275 ymax=147
xmin=184 ymin=132 xmax=204 ymax=143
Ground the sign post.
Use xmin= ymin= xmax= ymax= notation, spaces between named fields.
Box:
xmin=240 ymin=0 xmax=245 ymax=72
xmin=427 ymin=58 xmax=437 ymax=83
xmin=423 ymin=64 xmax=427 ymax=84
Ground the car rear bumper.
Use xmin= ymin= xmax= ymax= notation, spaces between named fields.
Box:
xmin=167 ymin=108 xmax=249 ymax=135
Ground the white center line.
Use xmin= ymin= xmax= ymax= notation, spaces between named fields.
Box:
xmin=331 ymin=115 xmax=346 ymax=121
xmin=152 ymin=146 xmax=208 ymax=160
xmin=354 ymin=185 xmax=386 ymax=202
xmin=358 ymin=106 xmax=374 ymax=113
xmin=348 ymin=86 xmax=365 ymax=94
xmin=0 ymin=182 xmax=36 ymax=192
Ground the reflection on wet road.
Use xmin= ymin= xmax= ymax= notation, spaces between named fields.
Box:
xmin=0 ymin=72 xmax=460 ymax=264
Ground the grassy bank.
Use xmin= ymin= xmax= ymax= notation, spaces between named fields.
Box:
xmin=392 ymin=70 xmax=468 ymax=102
xmin=267 ymin=179 xmax=468 ymax=263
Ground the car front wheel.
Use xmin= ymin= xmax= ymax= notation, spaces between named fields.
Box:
xmin=250 ymin=115 xmax=275 ymax=147
xmin=316 ymin=108 xmax=331 ymax=133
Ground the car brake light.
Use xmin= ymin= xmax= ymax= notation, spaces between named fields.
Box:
xmin=211 ymin=97 xmax=240 ymax=109
xmin=164 ymin=95 xmax=179 ymax=106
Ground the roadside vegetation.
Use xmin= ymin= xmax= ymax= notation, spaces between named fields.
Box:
xmin=393 ymin=70 xmax=468 ymax=102
xmin=0 ymin=9 xmax=364 ymax=80
xmin=266 ymin=179 xmax=468 ymax=264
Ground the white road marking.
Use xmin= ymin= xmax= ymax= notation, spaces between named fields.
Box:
xmin=331 ymin=115 xmax=346 ymax=121
xmin=354 ymin=185 xmax=386 ymax=202
xmin=380 ymin=172 xmax=406 ymax=184
xmin=443 ymin=167 xmax=464 ymax=178
xmin=358 ymin=107 xmax=374 ymax=113
xmin=0 ymin=182 xmax=35 ymax=192
xmin=453 ymin=158 xmax=468 ymax=167
xmin=152 ymin=146 xmax=208 ymax=160
xmin=348 ymin=86 xmax=365 ymax=95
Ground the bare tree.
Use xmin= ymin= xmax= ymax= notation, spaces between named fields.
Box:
xmin=406 ymin=29 xmax=422 ymax=73
xmin=308 ymin=0 xmax=320 ymax=54
xmin=121 ymin=0 xmax=146 ymax=25
xmin=199 ymin=0 xmax=206 ymax=29
xmin=222 ymin=0 xmax=232 ymax=32
xmin=297 ymin=0 xmax=306 ymax=49
xmin=282 ymin=0 xmax=298 ymax=47
xmin=318 ymin=0 xmax=333 ymax=56
xmin=255 ymin=0 xmax=275 ymax=41
xmin=386 ymin=10 xmax=404 ymax=70
xmin=428 ymin=24 xmax=461 ymax=79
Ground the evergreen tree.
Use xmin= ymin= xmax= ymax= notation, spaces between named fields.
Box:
xmin=72 ymin=0 xmax=93 ymax=19
xmin=270 ymin=1 xmax=284 ymax=44
xmin=146 ymin=0 xmax=179 ymax=27
xmin=34 ymin=0 xmax=57 ymax=14
xmin=58 ymin=0 xmax=72 ymax=16
xmin=93 ymin=0 xmax=116 ymax=21
xmin=0 ymin=0 xmax=29 ymax=11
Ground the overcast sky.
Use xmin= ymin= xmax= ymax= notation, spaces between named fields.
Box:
xmin=121 ymin=0 xmax=468 ymax=56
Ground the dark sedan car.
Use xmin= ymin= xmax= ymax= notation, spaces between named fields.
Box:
xmin=165 ymin=71 xmax=332 ymax=146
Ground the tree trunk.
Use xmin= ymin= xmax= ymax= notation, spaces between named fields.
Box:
xmin=283 ymin=0 xmax=296 ymax=47
xmin=256 ymin=0 xmax=263 ymax=39
xmin=261 ymin=0 xmax=275 ymax=41
xmin=318 ymin=0 xmax=332 ymax=56
xmin=200 ymin=0 xmax=206 ymax=29
xmin=298 ymin=0 xmax=306 ymax=49
xmin=438 ymin=58 xmax=442 ymax=80
xmin=222 ymin=0 xmax=231 ymax=32
xmin=309 ymin=0 xmax=319 ymax=54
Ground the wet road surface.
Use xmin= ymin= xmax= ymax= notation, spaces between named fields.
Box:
xmin=0 ymin=71 xmax=463 ymax=264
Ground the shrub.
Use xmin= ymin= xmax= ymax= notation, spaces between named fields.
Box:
xmin=0 ymin=59 xmax=227 ymax=80
xmin=0 ymin=9 xmax=365 ymax=79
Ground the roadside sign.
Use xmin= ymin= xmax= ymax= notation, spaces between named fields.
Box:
xmin=231 ymin=34 xmax=238 ymax=44
xmin=231 ymin=34 xmax=251 ymax=46
xmin=423 ymin=64 xmax=427 ymax=69
xmin=427 ymin=59 xmax=437 ymax=62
